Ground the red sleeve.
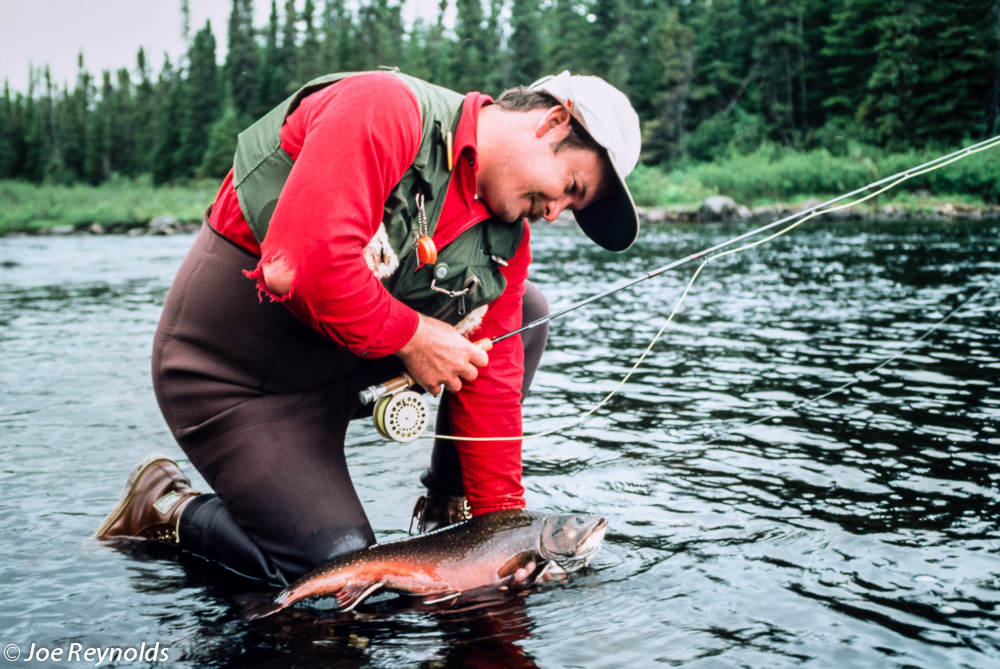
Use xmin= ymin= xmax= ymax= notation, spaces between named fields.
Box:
xmin=447 ymin=224 xmax=532 ymax=514
xmin=248 ymin=72 xmax=423 ymax=357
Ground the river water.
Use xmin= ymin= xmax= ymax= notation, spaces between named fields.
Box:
xmin=1 ymin=219 xmax=998 ymax=668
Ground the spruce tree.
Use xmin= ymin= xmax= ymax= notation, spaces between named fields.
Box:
xmin=59 ymin=52 xmax=93 ymax=182
xmin=452 ymin=0 xmax=488 ymax=91
xmin=259 ymin=0 xmax=290 ymax=113
xmin=913 ymin=1 xmax=996 ymax=143
xmin=132 ymin=48 xmax=156 ymax=174
xmin=509 ymin=0 xmax=544 ymax=87
xmin=989 ymin=0 xmax=1000 ymax=135
xmin=21 ymin=70 xmax=48 ymax=183
xmin=299 ymin=0 xmax=324 ymax=83
xmin=593 ymin=0 xmax=634 ymax=93
xmin=356 ymin=0 xmax=402 ymax=71
xmin=39 ymin=67 xmax=60 ymax=182
xmin=84 ymin=70 xmax=113 ymax=184
xmin=820 ymin=0 xmax=881 ymax=122
xmin=198 ymin=103 xmax=245 ymax=178
xmin=281 ymin=0 xmax=299 ymax=87
xmin=402 ymin=18 xmax=434 ymax=80
xmin=638 ymin=6 xmax=695 ymax=163
xmin=544 ymin=0 xmax=595 ymax=77
xmin=428 ymin=0 xmax=452 ymax=85
xmin=0 ymin=82 xmax=21 ymax=179
xmin=227 ymin=0 xmax=261 ymax=118
xmin=176 ymin=21 xmax=221 ymax=177
xmin=151 ymin=56 xmax=183 ymax=184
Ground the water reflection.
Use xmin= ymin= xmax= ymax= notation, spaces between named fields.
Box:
xmin=2 ymin=220 xmax=999 ymax=666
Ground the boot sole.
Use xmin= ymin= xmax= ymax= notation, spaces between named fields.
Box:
xmin=94 ymin=453 xmax=178 ymax=539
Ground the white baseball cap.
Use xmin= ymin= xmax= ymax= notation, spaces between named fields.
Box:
xmin=529 ymin=71 xmax=641 ymax=252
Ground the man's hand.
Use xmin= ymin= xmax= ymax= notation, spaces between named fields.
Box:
xmin=396 ymin=314 xmax=489 ymax=395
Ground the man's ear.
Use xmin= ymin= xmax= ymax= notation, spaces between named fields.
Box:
xmin=534 ymin=105 xmax=572 ymax=141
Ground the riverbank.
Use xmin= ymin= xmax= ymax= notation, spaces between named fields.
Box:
xmin=4 ymin=199 xmax=997 ymax=239
xmin=2 ymin=141 xmax=997 ymax=237
xmin=6 ymin=202 xmax=997 ymax=239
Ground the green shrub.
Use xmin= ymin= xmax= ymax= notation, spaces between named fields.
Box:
xmin=0 ymin=176 xmax=219 ymax=233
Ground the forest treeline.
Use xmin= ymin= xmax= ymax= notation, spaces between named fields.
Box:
xmin=1 ymin=0 xmax=998 ymax=188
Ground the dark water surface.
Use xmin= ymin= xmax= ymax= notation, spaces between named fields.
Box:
xmin=2 ymin=219 xmax=998 ymax=668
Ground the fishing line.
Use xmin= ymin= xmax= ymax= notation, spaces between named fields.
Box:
xmin=701 ymin=272 xmax=1000 ymax=446
xmin=424 ymin=135 xmax=1000 ymax=443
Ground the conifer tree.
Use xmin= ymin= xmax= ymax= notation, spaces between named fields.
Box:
xmin=21 ymin=70 xmax=49 ymax=182
xmin=912 ymin=1 xmax=996 ymax=143
xmin=299 ymin=0 xmax=324 ymax=83
xmin=111 ymin=68 xmax=135 ymax=176
xmin=53 ymin=54 xmax=93 ymax=182
xmin=199 ymin=103 xmax=245 ymax=178
xmin=323 ymin=0 xmax=356 ymax=72
xmin=989 ymin=0 xmax=1000 ymax=135
xmin=227 ymin=0 xmax=261 ymax=118
xmin=638 ymin=6 xmax=695 ymax=162
xmin=84 ymin=70 xmax=113 ymax=184
xmin=820 ymin=0 xmax=881 ymax=121
xmin=509 ymin=0 xmax=545 ymax=87
xmin=132 ymin=48 xmax=156 ymax=174
xmin=151 ymin=56 xmax=183 ymax=184
xmin=428 ymin=0 xmax=452 ymax=85
xmin=39 ymin=67 xmax=60 ymax=182
xmin=593 ymin=0 xmax=634 ymax=93
xmin=482 ymin=0 xmax=506 ymax=93
xmin=0 ymin=82 xmax=15 ymax=179
xmin=452 ymin=0 xmax=488 ymax=91
xmin=356 ymin=0 xmax=402 ymax=70
xmin=544 ymin=0 xmax=593 ymax=77
xmin=176 ymin=21 xmax=221 ymax=177
xmin=259 ymin=0 xmax=290 ymax=112
xmin=402 ymin=18 xmax=434 ymax=80
xmin=281 ymin=0 xmax=300 ymax=86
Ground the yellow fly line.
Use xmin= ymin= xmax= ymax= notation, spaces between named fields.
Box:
xmin=430 ymin=136 xmax=1000 ymax=443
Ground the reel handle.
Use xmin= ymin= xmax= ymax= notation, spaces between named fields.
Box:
xmin=358 ymin=338 xmax=493 ymax=405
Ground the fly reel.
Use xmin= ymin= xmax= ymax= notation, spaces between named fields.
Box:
xmin=372 ymin=389 xmax=429 ymax=443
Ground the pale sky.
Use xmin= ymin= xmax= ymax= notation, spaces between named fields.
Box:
xmin=0 ymin=0 xmax=447 ymax=94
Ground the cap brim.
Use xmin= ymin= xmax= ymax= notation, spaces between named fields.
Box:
xmin=572 ymin=168 xmax=639 ymax=252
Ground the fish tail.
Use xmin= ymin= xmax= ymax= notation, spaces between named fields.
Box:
xmin=238 ymin=591 xmax=290 ymax=621
xmin=243 ymin=600 xmax=286 ymax=620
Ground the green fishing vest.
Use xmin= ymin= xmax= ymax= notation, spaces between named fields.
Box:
xmin=232 ymin=71 xmax=524 ymax=327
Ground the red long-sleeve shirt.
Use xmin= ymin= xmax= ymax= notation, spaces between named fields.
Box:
xmin=209 ymin=72 xmax=529 ymax=514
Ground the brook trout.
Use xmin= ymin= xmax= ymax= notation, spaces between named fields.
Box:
xmin=245 ymin=509 xmax=607 ymax=619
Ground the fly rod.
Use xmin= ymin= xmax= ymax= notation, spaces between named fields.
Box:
xmin=359 ymin=133 xmax=1000 ymax=408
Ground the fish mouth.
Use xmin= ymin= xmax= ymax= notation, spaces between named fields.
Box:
xmin=544 ymin=515 xmax=608 ymax=573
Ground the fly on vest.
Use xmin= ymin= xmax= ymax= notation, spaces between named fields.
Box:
xmin=232 ymin=70 xmax=525 ymax=328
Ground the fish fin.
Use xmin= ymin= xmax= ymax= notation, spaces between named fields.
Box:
xmin=423 ymin=591 xmax=460 ymax=605
xmin=335 ymin=581 xmax=384 ymax=612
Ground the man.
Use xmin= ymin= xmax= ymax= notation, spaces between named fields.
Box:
xmin=96 ymin=70 xmax=641 ymax=586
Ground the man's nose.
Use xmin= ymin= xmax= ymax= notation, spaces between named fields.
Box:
xmin=543 ymin=196 xmax=571 ymax=222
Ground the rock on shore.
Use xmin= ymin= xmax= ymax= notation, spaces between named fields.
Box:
xmin=6 ymin=198 xmax=1000 ymax=239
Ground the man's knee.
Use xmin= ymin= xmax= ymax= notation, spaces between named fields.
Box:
xmin=523 ymin=280 xmax=549 ymax=325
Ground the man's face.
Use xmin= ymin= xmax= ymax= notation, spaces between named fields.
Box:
xmin=478 ymin=109 xmax=613 ymax=224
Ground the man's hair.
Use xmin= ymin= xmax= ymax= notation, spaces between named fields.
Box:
xmin=494 ymin=87 xmax=605 ymax=156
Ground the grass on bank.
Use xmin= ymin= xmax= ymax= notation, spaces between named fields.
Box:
xmin=1 ymin=141 xmax=996 ymax=234
xmin=0 ymin=175 xmax=219 ymax=234
xmin=628 ymin=141 xmax=1000 ymax=211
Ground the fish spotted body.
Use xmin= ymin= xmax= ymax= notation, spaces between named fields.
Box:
xmin=245 ymin=509 xmax=607 ymax=619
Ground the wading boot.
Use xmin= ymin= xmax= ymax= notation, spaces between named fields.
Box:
xmin=95 ymin=454 xmax=201 ymax=543
xmin=410 ymin=493 xmax=472 ymax=534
